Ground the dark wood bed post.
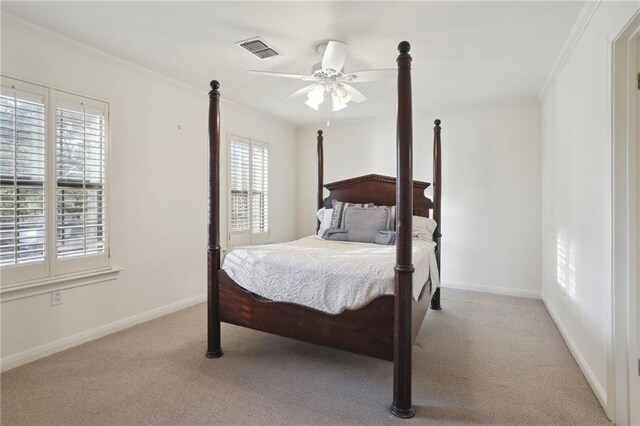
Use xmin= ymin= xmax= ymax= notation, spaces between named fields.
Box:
xmin=317 ymin=130 xmax=324 ymax=232
xmin=391 ymin=41 xmax=415 ymax=419
xmin=430 ymin=119 xmax=443 ymax=310
xmin=206 ymin=80 xmax=223 ymax=359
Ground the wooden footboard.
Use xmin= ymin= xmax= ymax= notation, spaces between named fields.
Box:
xmin=219 ymin=271 xmax=394 ymax=361
xmin=218 ymin=271 xmax=431 ymax=362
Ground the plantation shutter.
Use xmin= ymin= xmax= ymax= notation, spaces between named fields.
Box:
xmin=229 ymin=138 xmax=250 ymax=246
xmin=228 ymin=137 xmax=270 ymax=247
xmin=55 ymin=93 xmax=107 ymax=267
xmin=0 ymin=78 xmax=111 ymax=287
xmin=251 ymin=142 xmax=269 ymax=243
xmin=0 ymin=83 xmax=47 ymax=275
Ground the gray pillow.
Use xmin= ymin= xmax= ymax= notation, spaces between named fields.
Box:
xmin=330 ymin=200 xmax=374 ymax=229
xmin=342 ymin=206 xmax=390 ymax=243
xmin=322 ymin=228 xmax=349 ymax=241
xmin=374 ymin=205 xmax=396 ymax=231
xmin=375 ymin=230 xmax=397 ymax=245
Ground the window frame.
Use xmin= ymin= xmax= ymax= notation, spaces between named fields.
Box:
xmin=51 ymin=89 xmax=110 ymax=276
xmin=0 ymin=76 xmax=111 ymax=289
xmin=0 ymin=78 xmax=49 ymax=284
xmin=227 ymin=134 xmax=270 ymax=248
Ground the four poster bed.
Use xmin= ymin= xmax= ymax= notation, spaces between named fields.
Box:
xmin=206 ymin=41 xmax=443 ymax=418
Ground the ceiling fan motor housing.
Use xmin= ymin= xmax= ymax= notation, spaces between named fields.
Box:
xmin=314 ymin=41 xmax=330 ymax=55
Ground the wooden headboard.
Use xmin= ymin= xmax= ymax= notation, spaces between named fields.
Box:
xmin=322 ymin=174 xmax=433 ymax=218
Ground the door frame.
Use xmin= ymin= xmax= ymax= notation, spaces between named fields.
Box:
xmin=612 ymin=11 xmax=640 ymax=425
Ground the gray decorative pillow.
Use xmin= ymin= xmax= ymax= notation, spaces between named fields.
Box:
xmin=342 ymin=206 xmax=390 ymax=243
xmin=374 ymin=205 xmax=396 ymax=230
xmin=375 ymin=230 xmax=397 ymax=245
xmin=322 ymin=228 xmax=349 ymax=241
xmin=388 ymin=206 xmax=396 ymax=231
xmin=330 ymin=200 xmax=374 ymax=229
xmin=374 ymin=206 xmax=396 ymax=231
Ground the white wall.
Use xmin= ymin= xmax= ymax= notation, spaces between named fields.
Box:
xmin=0 ymin=25 xmax=297 ymax=368
xmin=540 ymin=1 xmax=640 ymax=415
xmin=296 ymin=102 xmax=542 ymax=298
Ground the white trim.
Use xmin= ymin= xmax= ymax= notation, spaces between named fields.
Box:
xmin=630 ymin=28 xmax=640 ymax=426
xmin=538 ymin=1 xmax=602 ymax=101
xmin=543 ymin=297 xmax=608 ymax=410
xmin=441 ymin=280 xmax=541 ymax=299
xmin=0 ymin=13 xmax=295 ymax=129
xmin=611 ymin=11 xmax=640 ymax=425
xmin=0 ymin=292 xmax=206 ymax=372
xmin=0 ymin=13 xmax=202 ymax=98
xmin=0 ymin=267 xmax=121 ymax=303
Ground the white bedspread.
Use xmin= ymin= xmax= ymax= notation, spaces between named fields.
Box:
xmin=222 ymin=235 xmax=439 ymax=314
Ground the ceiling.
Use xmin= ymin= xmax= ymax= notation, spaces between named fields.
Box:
xmin=1 ymin=1 xmax=583 ymax=125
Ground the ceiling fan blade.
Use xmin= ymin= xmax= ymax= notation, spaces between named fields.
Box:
xmin=342 ymin=84 xmax=367 ymax=103
xmin=340 ymin=69 xmax=396 ymax=83
xmin=248 ymin=70 xmax=318 ymax=81
xmin=321 ymin=41 xmax=347 ymax=73
xmin=281 ymin=84 xmax=317 ymax=101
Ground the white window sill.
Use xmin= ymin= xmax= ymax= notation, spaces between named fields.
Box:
xmin=0 ymin=267 xmax=122 ymax=303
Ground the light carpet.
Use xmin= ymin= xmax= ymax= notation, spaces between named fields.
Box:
xmin=1 ymin=289 xmax=609 ymax=425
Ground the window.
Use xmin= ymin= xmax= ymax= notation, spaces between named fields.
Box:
xmin=0 ymin=77 xmax=109 ymax=287
xmin=228 ymin=136 xmax=269 ymax=247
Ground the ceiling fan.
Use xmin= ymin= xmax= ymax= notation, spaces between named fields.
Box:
xmin=248 ymin=40 xmax=395 ymax=112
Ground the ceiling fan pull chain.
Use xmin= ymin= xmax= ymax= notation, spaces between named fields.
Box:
xmin=326 ymin=102 xmax=331 ymax=127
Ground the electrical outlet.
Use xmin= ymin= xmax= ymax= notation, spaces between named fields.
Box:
xmin=51 ymin=290 xmax=63 ymax=306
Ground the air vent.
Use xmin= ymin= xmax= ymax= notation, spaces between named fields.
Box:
xmin=236 ymin=37 xmax=280 ymax=59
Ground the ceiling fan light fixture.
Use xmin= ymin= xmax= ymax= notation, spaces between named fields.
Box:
xmin=305 ymin=85 xmax=325 ymax=110
xmin=331 ymin=92 xmax=347 ymax=111
xmin=305 ymin=99 xmax=321 ymax=110
xmin=308 ymin=85 xmax=324 ymax=101
xmin=335 ymin=85 xmax=353 ymax=103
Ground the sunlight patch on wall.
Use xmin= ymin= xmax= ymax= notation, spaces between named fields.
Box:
xmin=556 ymin=230 xmax=576 ymax=300
xmin=557 ymin=231 xmax=567 ymax=290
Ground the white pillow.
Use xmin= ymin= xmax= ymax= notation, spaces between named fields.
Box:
xmin=316 ymin=208 xmax=333 ymax=236
xmin=412 ymin=216 xmax=437 ymax=241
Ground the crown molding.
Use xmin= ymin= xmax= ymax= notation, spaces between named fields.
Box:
xmin=0 ymin=12 xmax=296 ymax=128
xmin=0 ymin=13 xmax=204 ymax=97
xmin=538 ymin=1 xmax=601 ymax=101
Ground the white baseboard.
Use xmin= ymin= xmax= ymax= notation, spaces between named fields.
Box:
xmin=542 ymin=297 xmax=608 ymax=412
xmin=0 ymin=293 xmax=206 ymax=372
xmin=441 ymin=280 xmax=542 ymax=299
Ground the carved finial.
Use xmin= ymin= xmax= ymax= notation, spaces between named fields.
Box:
xmin=317 ymin=130 xmax=323 ymax=136
xmin=210 ymin=80 xmax=220 ymax=90
xmin=434 ymin=119 xmax=441 ymax=127
xmin=398 ymin=41 xmax=411 ymax=54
